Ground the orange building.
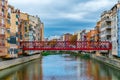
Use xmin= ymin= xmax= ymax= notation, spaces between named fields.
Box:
xmin=86 ymin=30 xmax=97 ymax=50
xmin=94 ymin=21 xmax=101 ymax=41
xmin=86 ymin=30 xmax=97 ymax=41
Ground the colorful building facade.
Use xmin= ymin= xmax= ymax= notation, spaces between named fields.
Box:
xmin=63 ymin=33 xmax=73 ymax=41
xmin=0 ymin=0 xmax=44 ymax=58
xmin=111 ymin=3 xmax=120 ymax=57
xmin=0 ymin=0 xmax=8 ymax=57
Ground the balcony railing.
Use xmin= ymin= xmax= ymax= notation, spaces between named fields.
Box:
xmin=0 ymin=43 xmax=5 ymax=46
xmin=0 ymin=34 xmax=5 ymax=38
xmin=100 ymin=26 xmax=111 ymax=31
xmin=105 ymin=18 xmax=111 ymax=22
xmin=100 ymin=31 xmax=111 ymax=37
xmin=0 ymin=23 xmax=5 ymax=27
xmin=0 ymin=13 xmax=6 ymax=18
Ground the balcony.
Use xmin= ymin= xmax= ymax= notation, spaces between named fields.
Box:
xmin=0 ymin=13 xmax=3 ymax=17
xmin=6 ymin=23 xmax=10 ymax=28
xmin=7 ymin=13 xmax=11 ymax=18
xmin=0 ymin=43 xmax=5 ymax=46
xmin=100 ymin=31 xmax=111 ymax=38
xmin=105 ymin=18 xmax=111 ymax=22
xmin=0 ymin=23 xmax=6 ymax=27
xmin=0 ymin=34 xmax=5 ymax=38
xmin=100 ymin=26 xmax=111 ymax=31
xmin=2 ymin=5 xmax=6 ymax=8
xmin=0 ymin=13 xmax=6 ymax=18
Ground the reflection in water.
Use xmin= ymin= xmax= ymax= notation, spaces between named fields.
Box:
xmin=0 ymin=54 xmax=120 ymax=80
xmin=0 ymin=59 xmax=43 ymax=80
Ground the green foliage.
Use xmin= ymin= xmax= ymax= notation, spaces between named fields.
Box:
xmin=41 ymin=51 xmax=90 ymax=59
xmin=41 ymin=52 xmax=51 ymax=56
xmin=68 ymin=52 xmax=90 ymax=59
xmin=41 ymin=51 xmax=62 ymax=56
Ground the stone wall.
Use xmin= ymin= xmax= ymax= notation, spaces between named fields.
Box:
xmin=92 ymin=55 xmax=120 ymax=69
xmin=0 ymin=54 xmax=40 ymax=70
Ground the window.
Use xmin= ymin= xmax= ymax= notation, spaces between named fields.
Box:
xmin=7 ymin=29 xmax=10 ymax=33
xmin=1 ymin=28 xmax=5 ymax=34
xmin=8 ymin=19 xmax=10 ymax=24
xmin=14 ymin=49 xmax=18 ymax=54
xmin=24 ymin=34 xmax=28 ymax=37
xmin=2 ymin=19 xmax=4 ymax=24
xmin=20 ymin=35 xmax=22 ymax=39
xmin=7 ymin=38 xmax=10 ymax=43
xmin=16 ymin=33 xmax=18 ymax=37
xmin=2 ymin=12 xmax=4 ymax=16
xmin=16 ymin=21 xmax=18 ymax=25
xmin=16 ymin=15 xmax=19 ymax=18
xmin=25 ymin=22 xmax=27 ymax=25
xmin=25 ymin=27 xmax=27 ymax=32
xmin=2 ymin=0 xmax=4 ymax=5
xmin=2 ymin=8 xmax=4 ymax=12
xmin=10 ymin=36 xmax=16 ymax=44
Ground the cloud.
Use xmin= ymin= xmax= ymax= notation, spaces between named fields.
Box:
xmin=48 ymin=35 xmax=60 ymax=40
xmin=9 ymin=0 xmax=117 ymax=21
xmin=9 ymin=0 xmax=117 ymax=37
xmin=9 ymin=0 xmax=54 ymax=5
xmin=74 ymin=0 xmax=115 ymax=12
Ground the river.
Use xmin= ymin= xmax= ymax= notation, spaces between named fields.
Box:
xmin=0 ymin=54 xmax=120 ymax=80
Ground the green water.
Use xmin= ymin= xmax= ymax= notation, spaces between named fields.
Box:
xmin=0 ymin=54 xmax=120 ymax=80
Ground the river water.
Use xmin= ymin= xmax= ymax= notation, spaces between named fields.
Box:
xmin=0 ymin=54 xmax=120 ymax=80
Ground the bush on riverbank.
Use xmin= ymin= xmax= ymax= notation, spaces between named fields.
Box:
xmin=41 ymin=52 xmax=50 ymax=56
xmin=66 ymin=52 xmax=90 ymax=59
xmin=41 ymin=51 xmax=62 ymax=56
xmin=41 ymin=51 xmax=90 ymax=59
xmin=81 ymin=54 xmax=90 ymax=59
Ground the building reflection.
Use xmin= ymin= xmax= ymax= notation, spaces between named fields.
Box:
xmin=1 ymin=55 xmax=120 ymax=80
xmin=76 ymin=57 xmax=120 ymax=80
xmin=86 ymin=60 xmax=112 ymax=80
xmin=2 ymin=59 xmax=43 ymax=80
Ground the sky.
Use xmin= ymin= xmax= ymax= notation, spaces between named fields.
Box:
xmin=9 ymin=0 xmax=117 ymax=38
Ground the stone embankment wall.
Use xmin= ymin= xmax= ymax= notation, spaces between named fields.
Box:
xmin=0 ymin=54 xmax=40 ymax=70
xmin=92 ymin=55 xmax=120 ymax=69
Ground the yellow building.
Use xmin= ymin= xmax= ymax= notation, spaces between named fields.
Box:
xmin=5 ymin=5 xmax=20 ymax=58
xmin=40 ymin=23 xmax=44 ymax=41
xmin=18 ymin=12 xmax=29 ymax=55
xmin=19 ymin=12 xmax=29 ymax=41
xmin=0 ymin=0 xmax=44 ymax=58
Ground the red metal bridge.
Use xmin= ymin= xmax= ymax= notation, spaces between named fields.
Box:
xmin=20 ymin=41 xmax=112 ymax=51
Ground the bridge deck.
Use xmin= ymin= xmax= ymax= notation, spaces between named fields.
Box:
xmin=20 ymin=41 xmax=112 ymax=51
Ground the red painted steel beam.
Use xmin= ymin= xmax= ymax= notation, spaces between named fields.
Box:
xmin=20 ymin=41 xmax=112 ymax=51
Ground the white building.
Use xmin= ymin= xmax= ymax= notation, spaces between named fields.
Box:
xmin=100 ymin=3 xmax=120 ymax=57
xmin=100 ymin=11 xmax=111 ymax=42
xmin=110 ymin=3 xmax=120 ymax=57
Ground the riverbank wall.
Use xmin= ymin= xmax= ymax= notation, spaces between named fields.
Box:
xmin=91 ymin=55 xmax=120 ymax=70
xmin=0 ymin=54 xmax=41 ymax=70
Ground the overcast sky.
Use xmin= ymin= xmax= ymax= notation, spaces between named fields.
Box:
xmin=9 ymin=0 xmax=117 ymax=37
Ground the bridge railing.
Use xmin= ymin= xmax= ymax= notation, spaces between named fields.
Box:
xmin=20 ymin=41 xmax=112 ymax=50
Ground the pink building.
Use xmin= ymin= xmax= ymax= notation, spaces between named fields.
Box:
xmin=63 ymin=33 xmax=73 ymax=41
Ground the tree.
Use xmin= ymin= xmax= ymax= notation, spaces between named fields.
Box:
xmin=48 ymin=40 xmax=57 ymax=47
xmin=69 ymin=35 xmax=77 ymax=45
